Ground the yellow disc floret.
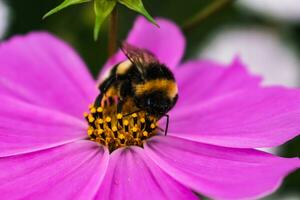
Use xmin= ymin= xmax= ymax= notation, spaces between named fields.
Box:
xmin=84 ymin=101 xmax=158 ymax=152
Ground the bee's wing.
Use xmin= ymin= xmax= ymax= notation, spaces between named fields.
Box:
xmin=120 ymin=42 xmax=159 ymax=78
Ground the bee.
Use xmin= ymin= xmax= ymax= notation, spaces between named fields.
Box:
xmin=95 ymin=42 xmax=178 ymax=135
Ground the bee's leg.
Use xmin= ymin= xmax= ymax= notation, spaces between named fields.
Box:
xmin=124 ymin=109 xmax=142 ymax=117
xmin=117 ymin=99 xmax=124 ymax=114
xmin=94 ymin=93 xmax=104 ymax=107
xmin=108 ymin=96 xmax=115 ymax=106
xmin=117 ymin=79 xmax=133 ymax=114
xmin=156 ymin=126 xmax=164 ymax=132
xmin=97 ymin=73 xmax=117 ymax=107
xmin=163 ymin=114 xmax=169 ymax=136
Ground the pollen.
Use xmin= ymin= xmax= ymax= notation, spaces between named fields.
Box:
xmin=84 ymin=99 xmax=159 ymax=152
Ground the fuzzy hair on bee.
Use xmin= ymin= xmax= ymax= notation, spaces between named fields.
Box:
xmin=95 ymin=42 xmax=178 ymax=135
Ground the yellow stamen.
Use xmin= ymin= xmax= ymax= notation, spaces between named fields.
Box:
xmin=112 ymin=126 xmax=118 ymax=132
xmin=117 ymin=113 xmax=123 ymax=119
xmin=105 ymin=117 xmax=111 ymax=123
xmin=150 ymin=123 xmax=156 ymax=129
xmin=88 ymin=114 xmax=95 ymax=123
xmin=132 ymin=127 xmax=138 ymax=132
xmin=143 ymin=131 xmax=148 ymax=137
xmin=123 ymin=120 xmax=129 ymax=126
xmin=118 ymin=134 xmax=125 ymax=140
xmin=140 ymin=118 xmax=145 ymax=123
xmin=90 ymin=107 xmax=96 ymax=113
xmin=87 ymin=127 xmax=94 ymax=135
xmin=94 ymin=129 xmax=104 ymax=135
xmin=95 ymin=118 xmax=104 ymax=124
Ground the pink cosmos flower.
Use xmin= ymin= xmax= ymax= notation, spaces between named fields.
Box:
xmin=0 ymin=17 xmax=299 ymax=199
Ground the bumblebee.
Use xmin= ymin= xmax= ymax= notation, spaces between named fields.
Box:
xmin=95 ymin=42 xmax=178 ymax=135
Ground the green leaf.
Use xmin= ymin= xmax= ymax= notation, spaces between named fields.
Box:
xmin=43 ymin=0 xmax=90 ymax=19
xmin=94 ymin=0 xmax=117 ymax=40
xmin=118 ymin=0 xmax=157 ymax=26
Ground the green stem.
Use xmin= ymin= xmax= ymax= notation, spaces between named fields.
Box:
xmin=182 ymin=0 xmax=235 ymax=32
xmin=108 ymin=7 xmax=118 ymax=57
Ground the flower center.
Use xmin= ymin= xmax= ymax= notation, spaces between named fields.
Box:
xmin=84 ymin=98 xmax=158 ymax=152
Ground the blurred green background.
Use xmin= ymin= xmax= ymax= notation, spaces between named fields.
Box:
xmin=1 ymin=0 xmax=299 ymax=199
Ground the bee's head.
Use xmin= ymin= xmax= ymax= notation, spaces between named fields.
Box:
xmin=134 ymin=92 xmax=175 ymax=118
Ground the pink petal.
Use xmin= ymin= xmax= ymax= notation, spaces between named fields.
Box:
xmin=96 ymin=147 xmax=197 ymax=200
xmin=173 ymin=58 xmax=261 ymax=109
xmin=0 ymin=32 xmax=98 ymax=119
xmin=0 ymin=95 xmax=87 ymax=157
xmin=0 ymin=141 xmax=109 ymax=199
xmin=145 ymin=136 xmax=300 ymax=200
xmin=100 ymin=17 xmax=185 ymax=79
xmin=169 ymin=86 xmax=300 ymax=148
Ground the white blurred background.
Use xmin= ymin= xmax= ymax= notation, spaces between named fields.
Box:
xmin=0 ymin=0 xmax=9 ymax=39
xmin=200 ymin=27 xmax=300 ymax=87
xmin=238 ymin=0 xmax=300 ymax=22
xmin=199 ymin=0 xmax=300 ymax=87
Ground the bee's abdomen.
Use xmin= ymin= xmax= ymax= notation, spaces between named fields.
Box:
xmin=134 ymin=64 xmax=177 ymax=97
xmin=134 ymin=79 xmax=178 ymax=99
